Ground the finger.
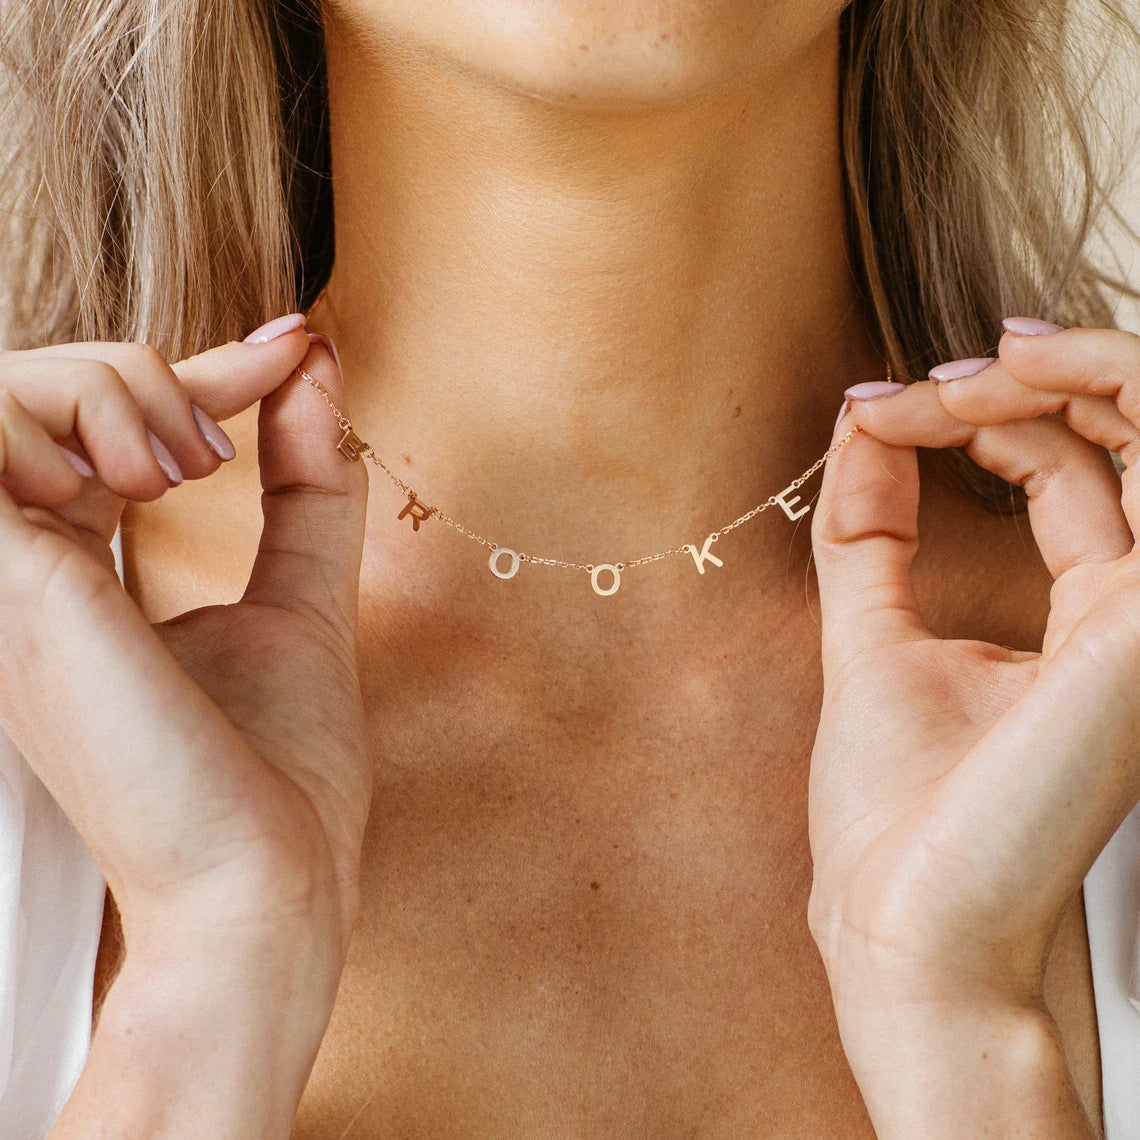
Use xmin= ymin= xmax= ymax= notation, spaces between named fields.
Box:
xmin=3 ymin=315 xmax=310 ymax=543
xmin=0 ymin=388 xmax=87 ymax=507
xmin=169 ymin=314 xmax=312 ymax=422
xmin=930 ymin=356 xmax=1137 ymax=451
xmin=2 ymin=316 xmax=310 ymax=481
xmin=0 ymin=355 xmax=182 ymax=501
xmin=993 ymin=325 xmax=1140 ymax=533
xmin=998 ymin=325 xmax=1140 ymax=425
xmin=845 ymin=379 xmax=1133 ymax=576
xmin=812 ymin=382 xmax=933 ymax=676
xmin=242 ymin=335 xmax=369 ymax=645
xmin=5 ymin=342 xmax=221 ymax=482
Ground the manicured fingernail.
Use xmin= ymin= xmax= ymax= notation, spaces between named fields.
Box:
xmin=832 ymin=398 xmax=850 ymax=434
xmin=307 ymin=331 xmax=342 ymax=375
xmin=58 ymin=444 xmax=95 ymax=478
xmin=843 ymin=380 xmax=906 ymax=401
xmin=928 ymin=357 xmax=996 ymax=383
xmin=146 ymin=429 xmax=183 ymax=485
xmin=191 ymin=404 xmax=236 ymax=461
xmin=1002 ymin=316 xmax=1063 ymax=336
xmin=243 ymin=313 xmax=307 ymax=344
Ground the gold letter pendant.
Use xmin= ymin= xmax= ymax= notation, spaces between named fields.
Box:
xmin=774 ymin=483 xmax=810 ymax=521
xmin=685 ymin=535 xmax=724 ymax=575
xmin=337 ymin=427 xmax=366 ymax=461
xmin=397 ymin=493 xmax=433 ymax=531
xmin=590 ymin=564 xmax=622 ymax=597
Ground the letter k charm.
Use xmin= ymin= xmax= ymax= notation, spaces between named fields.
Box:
xmin=686 ymin=535 xmax=724 ymax=575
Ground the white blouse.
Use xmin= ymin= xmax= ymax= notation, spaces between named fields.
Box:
xmin=0 ymin=525 xmax=1138 ymax=1138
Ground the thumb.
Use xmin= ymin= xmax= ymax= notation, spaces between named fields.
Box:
xmin=242 ymin=334 xmax=369 ymax=644
xmin=811 ymin=383 xmax=932 ymax=676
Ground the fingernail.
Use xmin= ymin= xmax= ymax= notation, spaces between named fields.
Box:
xmin=928 ymin=357 xmax=996 ymax=383
xmin=843 ymin=380 xmax=906 ymax=401
xmin=191 ymin=404 xmax=236 ymax=462
xmin=307 ymin=331 xmax=342 ymax=375
xmin=58 ymin=444 xmax=95 ymax=478
xmin=832 ymin=398 xmax=850 ymax=434
xmin=146 ymin=429 xmax=183 ymax=485
xmin=243 ymin=313 xmax=307 ymax=344
xmin=1002 ymin=316 xmax=1063 ymax=337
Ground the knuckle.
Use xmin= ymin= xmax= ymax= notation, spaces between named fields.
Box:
xmin=73 ymin=358 xmax=129 ymax=401
xmin=1091 ymin=330 xmax=1140 ymax=389
xmin=121 ymin=340 xmax=171 ymax=378
xmin=120 ymin=342 xmax=189 ymax=404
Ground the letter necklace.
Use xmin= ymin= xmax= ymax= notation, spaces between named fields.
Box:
xmin=296 ymin=327 xmax=873 ymax=598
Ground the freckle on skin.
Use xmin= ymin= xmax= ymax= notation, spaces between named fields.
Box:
xmin=732 ymin=405 xmax=742 ymax=418
xmin=579 ymin=42 xmax=589 ymax=52
xmin=590 ymin=880 xmax=600 ymax=890
xmin=402 ymin=452 xmax=411 ymax=465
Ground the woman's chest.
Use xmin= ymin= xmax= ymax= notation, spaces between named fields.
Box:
xmin=291 ymin=640 xmax=879 ymax=1138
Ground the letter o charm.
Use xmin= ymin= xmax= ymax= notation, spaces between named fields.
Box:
xmin=589 ymin=563 xmax=622 ymax=597
xmin=489 ymin=547 xmax=521 ymax=580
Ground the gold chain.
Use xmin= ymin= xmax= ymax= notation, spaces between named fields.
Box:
xmin=297 ymin=289 xmax=870 ymax=596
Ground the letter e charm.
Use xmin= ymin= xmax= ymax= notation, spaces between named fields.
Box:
xmin=774 ymin=483 xmax=810 ymax=521
xmin=338 ymin=428 xmax=365 ymax=461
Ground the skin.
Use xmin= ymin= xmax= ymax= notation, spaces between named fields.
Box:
xmin=0 ymin=0 xmax=1130 ymax=1135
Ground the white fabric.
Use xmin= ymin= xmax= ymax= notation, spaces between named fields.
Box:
xmin=1086 ymin=800 xmax=1140 ymax=1137
xmin=0 ymin=531 xmax=116 ymax=1139
xmin=0 ymin=523 xmax=1138 ymax=1136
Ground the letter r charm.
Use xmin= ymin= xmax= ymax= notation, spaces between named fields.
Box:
xmin=397 ymin=493 xmax=433 ymax=531
xmin=774 ymin=483 xmax=810 ymax=521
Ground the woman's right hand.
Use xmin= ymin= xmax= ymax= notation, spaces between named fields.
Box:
xmin=0 ymin=321 xmax=372 ymax=1134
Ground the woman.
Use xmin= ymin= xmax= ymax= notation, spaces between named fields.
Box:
xmin=0 ymin=0 xmax=1138 ymax=1135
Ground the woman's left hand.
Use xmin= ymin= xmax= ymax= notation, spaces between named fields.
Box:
xmin=809 ymin=322 xmax=1140 ymax=1138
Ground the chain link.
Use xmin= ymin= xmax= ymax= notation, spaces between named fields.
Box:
xmin=298 ymin=366 xmax=863 ymax=577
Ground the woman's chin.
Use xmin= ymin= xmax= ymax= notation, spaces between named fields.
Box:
xmin=478 ymin=47 xmax=741 ymax=111
xmin=333 ymin=0 xmax=790 ymax=110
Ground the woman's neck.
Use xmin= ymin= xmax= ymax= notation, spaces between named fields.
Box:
xmin=314 ymin=15 xmax=882 ymax=612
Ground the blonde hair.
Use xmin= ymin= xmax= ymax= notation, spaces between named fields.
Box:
xmin=0 ymin=0 xmax=1137 ymax=508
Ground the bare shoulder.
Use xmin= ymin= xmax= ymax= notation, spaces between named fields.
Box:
xmin=913 ymin=449 xmax=1104 ymax=1138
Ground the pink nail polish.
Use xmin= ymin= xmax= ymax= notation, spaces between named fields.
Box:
xmin=928 ymin=357 xmax=996 ymax=383
xmin=243 ymin=313 xmax=307 ymax=344
xmin=1002 ymin=316 xmax=1063 ymax=336
xmin=58 ymin=444 xmax=95 ymax=478
xmin=307 ymin=331 xmax=342 ymax=375
xmin=146 ymin=429 xmax=183 ymax=485
xmin=191 ymin=404 xmax=236 ymax=461
xmin=843 ymin=380 xmax=906 ymax=401
xmin=832 ymin=398 xmax=850 ymax=434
